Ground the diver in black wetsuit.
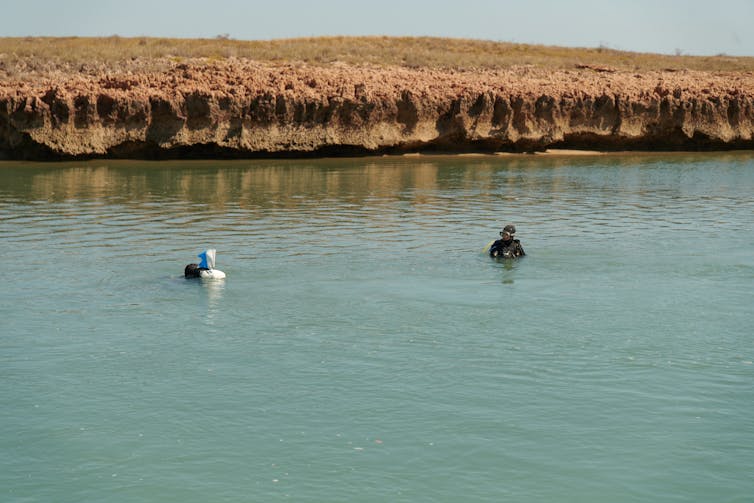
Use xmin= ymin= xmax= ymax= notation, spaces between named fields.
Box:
xmin=489 ymin=224 xmax=525 ymax=259
xmin=184 ymin=249 xmax=225 ymax=279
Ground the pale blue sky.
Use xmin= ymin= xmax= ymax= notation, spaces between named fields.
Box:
xmin=3 ymin=0 xmax=753 ymax=56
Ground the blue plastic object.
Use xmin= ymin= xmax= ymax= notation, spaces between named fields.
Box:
xmin=198 ymin=250 xmax=209 ymax=269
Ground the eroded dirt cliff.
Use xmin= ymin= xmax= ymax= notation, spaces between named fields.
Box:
xmin=1 ymin=59 xmax=753 ymax=159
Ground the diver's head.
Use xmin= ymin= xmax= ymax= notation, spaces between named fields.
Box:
xmin=185 ymin=263 xmax=201 ymax=278
xmin=502 ymin=224 xmax=516 ymax=235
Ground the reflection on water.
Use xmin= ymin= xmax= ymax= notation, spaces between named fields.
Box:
xmin=3 ymin=152 xmax=752 ymax=255
xmin=2 ymin=152 xmax=750 ymax=209
xmin=201 ymin=278 xmax=226 ymax=325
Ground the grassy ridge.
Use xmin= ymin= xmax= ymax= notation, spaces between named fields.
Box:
xmin=1 ymin=35 xmax=753 ymax=72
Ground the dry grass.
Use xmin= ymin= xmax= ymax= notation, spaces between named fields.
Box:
xmin=1 ymin=35 xmax=754 ymax=74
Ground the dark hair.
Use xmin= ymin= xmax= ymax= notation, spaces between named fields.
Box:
xmin=185 ymin=263 xmax=201 ymax=278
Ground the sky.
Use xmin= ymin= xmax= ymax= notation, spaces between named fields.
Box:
xmin=2 ymin=0 xmax=753 ymax=56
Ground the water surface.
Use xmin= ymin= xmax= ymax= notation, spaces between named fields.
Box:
xmin=2 ymin=153 xmax=753 ymax=502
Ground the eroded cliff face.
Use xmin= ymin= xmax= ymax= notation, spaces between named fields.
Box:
xmin=1 ymin=60 xmax=753 ymax=159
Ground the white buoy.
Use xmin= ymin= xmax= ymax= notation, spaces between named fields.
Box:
xmin=196 ymin=249 xmax=226 ymax=279
xmin=199 ymin=268 xmax=226 ymax=279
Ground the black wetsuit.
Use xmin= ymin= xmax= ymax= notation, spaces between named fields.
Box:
xmin=489 ymin=238 xmax=525 ymax=259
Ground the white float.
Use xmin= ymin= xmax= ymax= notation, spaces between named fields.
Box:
xmin=197 ymin=249 xmax=226 ymax=279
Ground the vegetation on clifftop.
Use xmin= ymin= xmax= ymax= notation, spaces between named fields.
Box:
xmin=1 ymin=36 xmax=754 ymax=76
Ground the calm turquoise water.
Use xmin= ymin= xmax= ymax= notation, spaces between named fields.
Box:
xmin=1 ymin=153 xmax=753 ymax=502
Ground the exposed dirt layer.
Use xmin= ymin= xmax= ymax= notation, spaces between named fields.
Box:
xmin=2 ymin=59 xmax=753 ymax=160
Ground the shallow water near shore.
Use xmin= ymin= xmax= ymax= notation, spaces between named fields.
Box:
xmin=1 ymin=153 xmax=753 ymax=502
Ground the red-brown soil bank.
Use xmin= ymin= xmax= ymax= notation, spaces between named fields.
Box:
xmin=1 ymin=60 xmax=753 ymax=159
